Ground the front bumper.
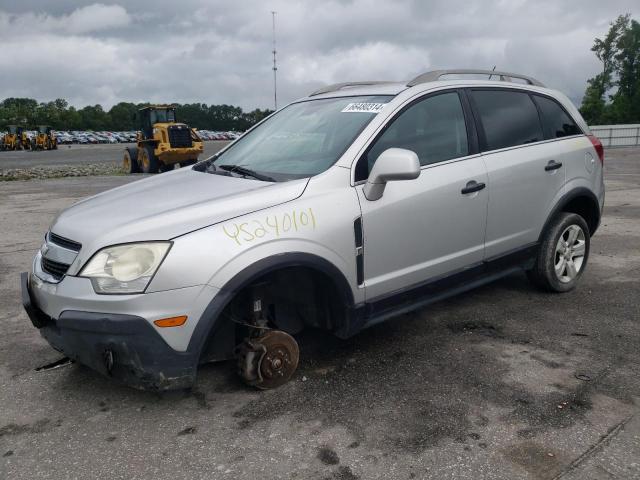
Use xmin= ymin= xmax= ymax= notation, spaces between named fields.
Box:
xmin=157 ymin=143 xmax=203 ymax=164
xmin=21 ymin=272 xmax=198 ymax=390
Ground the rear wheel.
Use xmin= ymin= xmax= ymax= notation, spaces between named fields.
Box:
xmin=123 ymin=147 xmax=140 ymax=174
xmin=527 ymin=212 xmax=590 ymax=292
xmin=139 ymin=145 xmax=159 ymax=173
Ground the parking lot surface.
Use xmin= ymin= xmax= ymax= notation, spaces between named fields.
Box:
xmin=0 ymin=149 xmax=639 ymax=479
xmin=0 ymin=141 xmax=229 ymax=169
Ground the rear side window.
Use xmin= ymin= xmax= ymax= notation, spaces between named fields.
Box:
xmin=533 ymin=95 xmax=581 ymax=139
xmin=360 ymin=92 xmax=469 ymax=178
xmin=471 ymin=90 xmax=544 ymax=151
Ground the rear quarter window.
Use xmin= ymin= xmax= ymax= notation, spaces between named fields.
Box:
xmin=532 ymin=95 xmax=582 ymax=139
xmin=471 ymin=89 xmax=544 ymax=151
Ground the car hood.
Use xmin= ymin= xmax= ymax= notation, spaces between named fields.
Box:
xmin=50 ymin=168 xmax=308 ymax=260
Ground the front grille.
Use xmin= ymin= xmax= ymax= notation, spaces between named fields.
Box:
xmin=48 ymin=232 xmax=81 ymax=252
xmin=167 ymin=125 xmax=193 ymax=148
xmin=41 ymin=257 xmax=70 ymax=280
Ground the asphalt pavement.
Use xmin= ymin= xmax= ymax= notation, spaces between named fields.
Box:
xmin=0 ymin=148 xmax=639 ymax=479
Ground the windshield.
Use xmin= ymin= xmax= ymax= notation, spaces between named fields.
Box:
xmin=150 ymin=109 xmax=176 ymax=124
xmin=206 ymin=95 xmax=392 ymax=181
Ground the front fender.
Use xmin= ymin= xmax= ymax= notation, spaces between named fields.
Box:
xmin=148 ymin=184 xmax=362 ymax=304
xmin=208 ymin=238 xmax=354 ymax=296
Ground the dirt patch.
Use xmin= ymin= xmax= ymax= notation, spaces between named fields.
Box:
xmin=503 ymin=441 xmax=565 ymax=478
xmin=0 ymin=418 xmax=58 ymax=437
xmin=324 ymin=466 xmax=360 ymax=480
xmin=317 ymin=446 xmax=340 ymax=465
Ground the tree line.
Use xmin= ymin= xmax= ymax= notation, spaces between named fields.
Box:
xmin=0 ymin=98 xmax=273 ymax=132
xmin=580 ymin=14 xmax=640 ymax=125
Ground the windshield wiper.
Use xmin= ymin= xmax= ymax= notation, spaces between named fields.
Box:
xmin=218 ymin=165 xmax=276 ymax=182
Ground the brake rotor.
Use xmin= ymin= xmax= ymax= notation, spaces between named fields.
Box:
xmin=237 ymin=330 xmax=299 ymax=389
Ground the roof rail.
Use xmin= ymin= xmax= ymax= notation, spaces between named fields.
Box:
xmin=407 ymin=69 xmax=545 ymax=88
xmin=309 ymin=81 xmax=398 ymax=96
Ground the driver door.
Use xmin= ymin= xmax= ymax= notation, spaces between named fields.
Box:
xmin=355 ymin=90 xmax=489 ymax=300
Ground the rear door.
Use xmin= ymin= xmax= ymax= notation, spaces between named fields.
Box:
xmin=468 ymin=88 xmax=567 ymax=258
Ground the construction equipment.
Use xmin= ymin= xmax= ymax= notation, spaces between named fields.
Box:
xmin=1 ymin=125 xmax=32 ymax=151
xmin=123 ymin=105 xmax=203 ymax=174
xmin=32 ymin=126 xmax=58 ymax=150
xmin=1 ymin=125 xmax=20 ymax=151
xmin=17 ymin=127 xmax=31 ymax=150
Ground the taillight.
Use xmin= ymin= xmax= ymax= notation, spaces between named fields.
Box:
xmin=588 ymin=135 xmax=604 ymax=164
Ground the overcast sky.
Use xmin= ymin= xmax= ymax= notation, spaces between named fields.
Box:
xmin=0 ymin=0 xmax=638 ymax=111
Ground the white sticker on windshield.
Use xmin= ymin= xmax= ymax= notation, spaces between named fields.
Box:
xmin=341 ymin=102 xmax=386 ymax=114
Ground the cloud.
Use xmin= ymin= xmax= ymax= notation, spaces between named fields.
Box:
xmin=0 ymin=4 xmax=130 ymax=36
xmin=0 ymin=0 xmax=638 ymax=110
xmin=63 ymin=3 xmax=131 ymax=34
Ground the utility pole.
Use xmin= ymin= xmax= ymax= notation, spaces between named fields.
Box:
xmin=271 ymin=11 xmax=278 ymax=111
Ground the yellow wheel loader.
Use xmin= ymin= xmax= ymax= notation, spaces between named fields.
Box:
xmin=33 ymin=126 xmax=58 ymax=150
xmin=1 ymin=125 xmax=20 ymax=151
xmin=17 ymin=127 xmax=31 ymax=150
xmin=1 ymin=125 xmax=31 ymax=151
xmin=123 ymin=105 xmax=203 ymax=174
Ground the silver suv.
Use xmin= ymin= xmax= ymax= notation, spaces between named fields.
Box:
xmin=22 ymin=69 xmax=605 ymax=390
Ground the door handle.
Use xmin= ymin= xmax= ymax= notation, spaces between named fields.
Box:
xmin=461 ymin=181 xmax=486 ymax=195
xmin=545 ymin=160 xmax=563 ymax=171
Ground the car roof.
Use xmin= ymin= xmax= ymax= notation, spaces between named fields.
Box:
xmin=302 ymin=69 xmax=549 ymax=101
xmin=305 ymin=79 xmax=557 ymax=100
xmin=306 ymin=82 xmax=408 ymax=99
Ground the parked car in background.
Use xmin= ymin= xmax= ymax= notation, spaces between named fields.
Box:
xmin=1 ymin=128 xmax=237 ymax=151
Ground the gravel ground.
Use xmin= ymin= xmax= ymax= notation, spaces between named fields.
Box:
xmin=0 ymin=148 xmax=639 ymax=480
xmin=0 ymin=141 xmax=229 ymax=178
xmin=0 ymin=162 xmax=124 ymax=181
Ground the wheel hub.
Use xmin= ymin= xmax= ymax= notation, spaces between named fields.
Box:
xmin=554 ymin=224 xmax=586 ymax=283
xmin=237 ymin=330 xmax=299 ymax=389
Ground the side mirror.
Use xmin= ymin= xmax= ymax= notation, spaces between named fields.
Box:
xmin=363 ymin=148 xmax=421 ymax=201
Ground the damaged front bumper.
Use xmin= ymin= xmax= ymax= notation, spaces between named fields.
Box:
xmin=21 ymin=272 xmax=197 ymax=391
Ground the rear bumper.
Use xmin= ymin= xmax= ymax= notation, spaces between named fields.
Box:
xmin=21 ymin=272 xmax=197 ymax=391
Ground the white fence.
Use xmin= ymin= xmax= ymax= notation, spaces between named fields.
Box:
xmin=589 ymin=124 xmax=640 ymax=148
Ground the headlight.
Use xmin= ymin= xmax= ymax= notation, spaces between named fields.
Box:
xmin=80 ymin=242 xmax=171 ymax=294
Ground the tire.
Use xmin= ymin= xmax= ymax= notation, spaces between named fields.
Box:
xmin=159 ymin=162 xmax=175 ymax=173
xmin=527 ymin=212 xmax=590 ymax=293
xmin=123 ymin=147 xmax=140 ymax=174
xmin=139 ymin=144 xmax=159 ymax=173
